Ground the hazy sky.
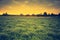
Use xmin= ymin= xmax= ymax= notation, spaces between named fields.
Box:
xmin=0 ymin=0 xmax=60 ymax=15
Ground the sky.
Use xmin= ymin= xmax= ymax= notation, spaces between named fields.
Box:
xmin=0 ymin=0 xmax=60 ymax=15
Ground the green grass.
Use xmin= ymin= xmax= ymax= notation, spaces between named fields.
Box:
xmin=0 ymin=16 xmax=60 ymax=40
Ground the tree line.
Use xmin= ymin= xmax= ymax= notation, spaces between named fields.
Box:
xmin=1 ymin=12 xmax=60 ymax=16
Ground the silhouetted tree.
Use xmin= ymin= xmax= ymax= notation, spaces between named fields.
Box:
xmin=32 ymin=14 xmax=36 ymax=16
xmin=26 ymin=14 xmax=30 ymax=16
xmin=20 ymin=14 xmax=24 ymax=16
xmin=43 ymin=12 xmax=47 ymax=16
xmin=51 ymin=13 xmax=55 ymax=16
xmin=2 ymin=12 xmax=9 ymax=16
xmin=58 ymin=13 xmax=60 ymax=16
xmin=36 ymin=14 xmax=41 ymax=16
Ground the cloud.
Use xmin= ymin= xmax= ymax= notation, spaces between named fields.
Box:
xmin=14 ymin=0 xmax=60 ymax=8
xmin=0 ymin=0 xmax=60 ymax=8
xmin=38 ymin=0 xmax=60 ymax=8
xmin=0 ymin=0 xmax=13 ymax=7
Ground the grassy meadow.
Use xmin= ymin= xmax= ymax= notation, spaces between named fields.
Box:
xmin=0 ymin=16 xmax=60 ymax=40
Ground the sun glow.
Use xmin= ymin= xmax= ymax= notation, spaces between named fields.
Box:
xmin=0 ymin=4 xmax=60 ymax=15
xmin=0 ymin=0 xmax=60 ymax=15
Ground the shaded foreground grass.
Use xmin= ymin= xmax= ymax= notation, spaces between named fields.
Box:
xmin=0 ymin=16 xmax=60 ymax=40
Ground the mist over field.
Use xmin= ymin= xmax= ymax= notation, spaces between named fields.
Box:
xmin=0 ymin=16 xmax=60 ymax=40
